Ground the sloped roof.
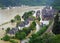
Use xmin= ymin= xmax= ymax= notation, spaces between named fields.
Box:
xmin=24 ymin=20 xmax=29 ymax=25
xmin=27 ymin=17 xmax=34 ymax=21
xmin=19 ymin=21 xmax=25 ymax=27
xmin=8 ymin=27 xmax=19 ymax=34
xmin=42 ymin=7 xmax=54 ymax=18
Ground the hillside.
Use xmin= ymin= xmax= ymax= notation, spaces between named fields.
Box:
xmin=0 ymin=0 xmax=54 ymax=7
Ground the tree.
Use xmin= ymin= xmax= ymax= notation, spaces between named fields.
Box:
xmin=9 ymin=39 xmax=18 ymax=43
xmin=29 ymin=21 xmax=36 ymax=30
xmin=50 ymin=35 xmax=60 ymax=43
xmin=15 ymin=31 xmax=26 ymax=40
xmin=37 ymin=25 xmax=47 ymax=35
xmin=54 ymin=13 xmax=59 ymax=23
xmin=23 ymin=27 xmax=31 ymax=35
xmin=2 ymin=35 xmax=10 ymax=41
xmin=14 ymin=15 xmax=21 ymax=21
xmin=22 ymin=11 xmax=35 ymax=20
xmin=52 ymin=14 xmax=60 ymax=34
xmin=41 ymin=33 xmax=55 ymax=43
xmin=29 ymin=34 xmax=40 ymax=43
xmin=6 ymin=27 xmax=10 ymax=33
xmin=11 ymin=19 xmax=15 ymax=23
xmin=38 ymin=17 xmax=41 ymax=21
xmin=29 ymin=33 xmax=55 ymax=43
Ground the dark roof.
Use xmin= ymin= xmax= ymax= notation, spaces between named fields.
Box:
xmin=42 ymin=7 xmax=54 ymax=19
xmin=19 ymin=21 xmax=25 ymax=27
xmin=8 ymin=27 xmax=19 ymax=34
xmin=27 ymin=17 xmax=34 ymax=21
xmin=24 ymin=20 xmax=29 ymax=25
xmin=42 ymin=7 xmax=53 ymax=14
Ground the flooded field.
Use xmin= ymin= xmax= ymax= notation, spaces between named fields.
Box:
xmin=0 ymin=6 xmax=45 ymax=25
xmin=0 ymin=6 xmax=45 ymax=43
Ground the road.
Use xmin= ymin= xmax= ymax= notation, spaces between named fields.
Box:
xmin=42 ymin=21 xmax=54 ymax=35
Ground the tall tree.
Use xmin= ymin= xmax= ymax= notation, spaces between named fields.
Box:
xmin=52 ymin=13 xmax=60 ymax=34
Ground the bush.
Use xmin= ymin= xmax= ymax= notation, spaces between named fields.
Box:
xmin=15 ymin=31 xmax=26 ymax=40
xmin=10 ymin=40 xmax=18 ymax=43
xmin=37 ymin=17 xmax=41 ymax=21
xmin=37 ymin=26 xmax=47 ymax=35
xmin=14 ymin=15 xmax=21 ymax=21
xmin=2 ymin=35 xmax=10 ymax=41
xmin=23 ymin=27 xmax=31 ymax=35
xmin=11 ymin=19 xmax=15 ymax=23
xmin=29 ymin=21 xmax=36 ymax=30
xmin=22 ymin=11 xmax=35 ymax=20
xmin=6 ymin=27 xmax=10 ymax=33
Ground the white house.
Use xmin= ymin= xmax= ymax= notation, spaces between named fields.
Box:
xmin=25 ymin=22 xmax=30 ymax=27
xmin=40 ymin=20 xmax=49 ymax=26
xmin=18 ymin=20 xmax=30 ymax=30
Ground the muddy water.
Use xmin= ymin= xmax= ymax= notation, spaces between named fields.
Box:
xmin=0 ymin=6 xmax=45 ymax=43
xmin=0 ymin=6 xmax=45 ymax=24
xmin=0 ymin=6 xmax=45 ymax=29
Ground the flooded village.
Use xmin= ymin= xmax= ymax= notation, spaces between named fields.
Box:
xmin=0 ymin=6 xmax=54 ymax=43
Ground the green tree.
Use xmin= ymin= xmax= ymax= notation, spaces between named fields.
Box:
xmin=22 ymin=11 xmax=35 ymax=20
xmin=52 ymin=14 xmax=60 ymax=34
xmin=23 ymin=27 xmax=31 ymax=35
xmin=50 ymin=35 xmax=60 ymax=43
xmin=14 ymin=15 xmax=21 ymax=21
xmin=37 ymin=25 xmax=47 ymax=35
xmin=9 ymin=39 xmax=18 ymax=43
xmin=29 ymin=21 xmax=36 ymax=30
xmin=29 ymin=34 xmax=39 ymax=43
xmin=38 ymin=17 xmax=41 ymax=21
xmin=29 ymin=33 xmax=55 ymax=43
xmin=2 ymin=35 xmax=10 ymax=41
xmin=6 ymin=27 xmax=10 ymax=33
xmin=15 ymin=31 xmax=26 ymax=40
xmin=11 ymin=19 xmax=15 ymax=23
xmin=54 ymin=13 xmax=59 ymax=23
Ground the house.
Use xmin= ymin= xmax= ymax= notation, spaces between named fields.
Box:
xmin=40 ymin=20 xmax=49 ymax=26
xmin=18 ymin=20 xmax=30 ymax=30
xmin=18 ymin=21 xmax=25 ymax=30
xmin=42 ymin=6 xmax=54 ymax=20
xmin=39 ymin=6 xmax=54 ymax=26
xmin=27 ymin=17 xmax=35 ymax=21
xmin=24 ymin=20 xmax=30 ymax=27
xmin=8 ymin=20 xmax=30 ymax=34
xmin=8 ymin=27 xmax=19 ymax=34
